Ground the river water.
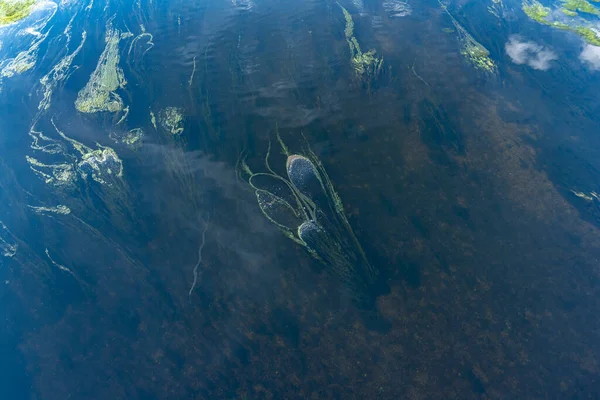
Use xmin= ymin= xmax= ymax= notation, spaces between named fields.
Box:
xmin=1 ymin=0 xmax=600 ymax=398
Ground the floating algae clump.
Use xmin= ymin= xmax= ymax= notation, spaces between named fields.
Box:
xmin=75 ymin=23 xmax=133 ymax=113
xmin=26 ymin=156 xmax=77 ymax=187
xmin=159 ymin=107 xmax=184 ymax=135
xmin=0 ymin=0 xmax=36 ymax=26
xmin=1 ymin=49 xmax=35 ymax=76
xmin=28 ymin=204 xmax=71 ymax=215
xmin=339 ymin=4 xmax=383 ymax=79
xmin=561 ymin=7 xmax=579 ymax=16
xmin=77 ymin=147 xmax=123 ymax=185
xmin=523 ymin=0 xmax=600 ymax=46
xmin=571 ymin=190 xmax=600 ymax=201
xmin=522 ymin=0 xmax=551 ymax=21
xmin=27 ymin=120 xmax=125 ymax=189
xmin=26 ymin=126 xmax=76 ymax=187
xmin=0 ymin=0 xmax=56 ymax=89
xmin=29 ymin=128 xmax=63 ymax=154
xmin=110 ymin=128 xmax=144 ymax=150
xmin=150 ymin=110 xmax=157 ymax=129
xmin=439 ymin=1 xmax=497 ymax=73
xmin=238 ymin=133 xmax=379 ymax=305
xmin=0 ymin=17 xmax=53 ymax=78
xmin=562 ymin=0 xmax=600 ymax=16
xmin=53 ymin=122 xmax=124 ymax=186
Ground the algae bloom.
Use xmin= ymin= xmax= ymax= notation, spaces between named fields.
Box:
xmin=523 ymin=0 xmax=600 ymax=46
xmin=110 ymin=128 xmax=144 ymax=150
xmin=339 ymin=4 xmax=384 ymax=80
xmin=0 ymin=0 xmax=36 ymax=26
xmin=159 ymin=107 xmax=185 ymax=135
xmin=27 ymin=120 xmax=126 ymax=188
xmin=75 ymin=23 xmax=132 ymax=114
xmin=439 ymin=0 xmax=497 ymax=73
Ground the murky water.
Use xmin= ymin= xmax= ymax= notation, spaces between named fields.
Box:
xmin=1 ymin=0 xmax=600 ymax=398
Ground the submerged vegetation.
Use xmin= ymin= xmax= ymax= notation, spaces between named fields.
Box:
xmin=523 ymin=0 xmax=600 ymax=46
xmin=0 ymin=0 xmax=36 ymax=26
xmin=238 ymin=132 xmax=379 ymax=305
xmin=488 ymin=0 xmax=506 ymax=19
xmin=0 ymin=221 xmax=17 ymax=258
xmin=338 ymin=4 xmax=383 ymax=80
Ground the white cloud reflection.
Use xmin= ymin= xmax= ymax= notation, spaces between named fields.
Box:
xmin=505 ymin=35 xmax=557 ymax=71
xmin=580 ymin=44 xmax=600 ymax=70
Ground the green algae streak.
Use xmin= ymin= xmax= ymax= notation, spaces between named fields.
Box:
xmin=438 ymin=1 xmax=496 ymax=73
xmin=338 ymin=4 xmax=383 ymax=80
xmin=0 ymin=0 xmax=35 ymax=26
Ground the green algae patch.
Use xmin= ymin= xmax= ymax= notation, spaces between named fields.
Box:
xmin=439 ymin=1 xmax=496 ymax=73
xmin=523 ymin=0 xmax=600 ymax=46
xmin=561 ymin=7 xmax=579 ymax=15
xmin=77 ymin=146 xmax=123 ymax=185
xmin=26 ymin=155 xmax=77 ymax=187
xmin=150 ymin=110 xmax=157 ymax=129
xmin=0 ymin=1 xmax=56 ymax=91
xmin=110 ymin=128 xmax=144 ymax=150
xmin=571 ymin=25 xmax=600 ymax=45
xmin=27 ymin=120 xmax=125 ymax=189
xmin=523 ymin=0 xmax=551 ymax=21
xmin=562 ymin=0 xmax=600 ymax=16
xmin=159 ymin=107 xmax=184 ymax=135
xmin=338 ymin=4 xmax=384 ymax=80
xmin=0 ymin=0 xmax=36 ymax=26
xmin=52 ymin=122 xmax=124 ymax=186
xmin=75 ymin=23 xmax=132 ymax=114
xmin=462 ymin=43 xmax=496 ymax=72
xmin=1 ymin=19 xmax=53 ymax=79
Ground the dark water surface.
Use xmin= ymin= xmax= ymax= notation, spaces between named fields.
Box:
xmin=2 ymin=0 xmax=600 ymax=398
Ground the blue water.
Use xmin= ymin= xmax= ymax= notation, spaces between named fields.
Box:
xmin=1 ymin=0 xmax=600 ymax=398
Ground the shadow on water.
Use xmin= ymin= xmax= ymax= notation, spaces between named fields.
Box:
xmin=539 ymin=143 xmax=600 ymax=229
xmin=418 ymin=98 xmax=465 ymax=164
